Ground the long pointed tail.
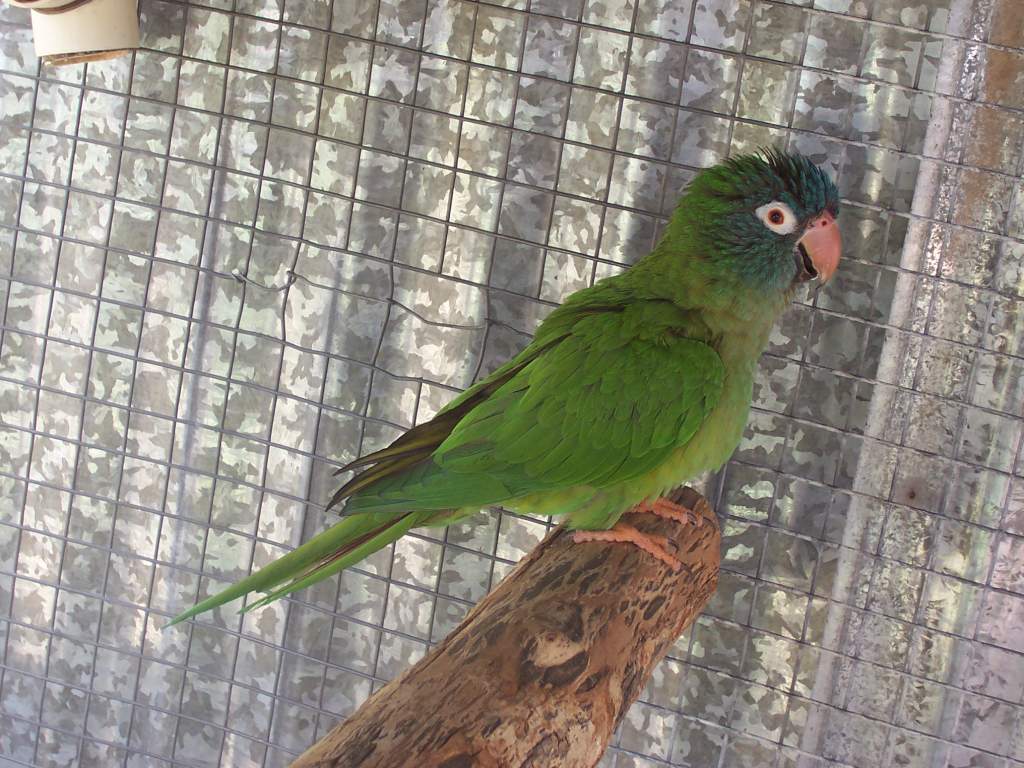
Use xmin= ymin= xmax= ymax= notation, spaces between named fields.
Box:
xmin=167 ymin=511 xmax=420 ymax=626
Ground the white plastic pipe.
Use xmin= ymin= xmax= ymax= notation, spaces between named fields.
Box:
xmin=8 ymin=0 xmax=139 ymax=65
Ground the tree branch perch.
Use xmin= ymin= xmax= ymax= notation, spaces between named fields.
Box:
xmin=291 ymin=486 xmax=721 ymax=768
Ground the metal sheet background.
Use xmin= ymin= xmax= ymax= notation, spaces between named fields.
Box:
xmin=1 ymin=0 xmax=1023 ymax=766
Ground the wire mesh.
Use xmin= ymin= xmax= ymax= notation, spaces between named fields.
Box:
xmin=0 ymin=0 xmax=1023 ymax=766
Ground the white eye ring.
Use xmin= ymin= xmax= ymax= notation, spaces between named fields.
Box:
xmin=756 ymin=201 xmax=798 ymax=235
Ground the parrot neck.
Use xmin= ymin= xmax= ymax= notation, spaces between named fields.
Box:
xmin=620 ymin=242 xmax=791 ymax=342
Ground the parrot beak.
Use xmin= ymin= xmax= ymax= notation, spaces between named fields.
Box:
xmin=793 ymin=211 xmax=841 ymax=285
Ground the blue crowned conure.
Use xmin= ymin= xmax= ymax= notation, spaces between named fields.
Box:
xmin=170 ymin=149 xmax=841 ymax=624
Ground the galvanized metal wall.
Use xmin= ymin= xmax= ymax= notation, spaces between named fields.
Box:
xmin=1 ymin=0 xmax=1022 ymax=766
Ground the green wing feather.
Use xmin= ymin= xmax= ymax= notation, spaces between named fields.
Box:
xmin=343 ymin=303 xmax=724 ymax=514
xmin=169 ymin=297 xmax=724 ymax=623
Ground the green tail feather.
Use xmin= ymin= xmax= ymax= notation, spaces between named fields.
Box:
xmin=166 ymin=511 xmax=418 ymax=626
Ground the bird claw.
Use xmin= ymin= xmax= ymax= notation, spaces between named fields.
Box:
xmin=633 ymin=497 xmax=704 ymax=527
xmin=572 ymin=523 xmax=682 ymax=571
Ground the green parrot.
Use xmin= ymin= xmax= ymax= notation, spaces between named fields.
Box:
xmin=169 ymin=149 xmax=841 ymax=624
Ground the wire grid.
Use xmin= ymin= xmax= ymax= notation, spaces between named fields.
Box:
xmin=0 ymin=0 xmax=1023 ymax=766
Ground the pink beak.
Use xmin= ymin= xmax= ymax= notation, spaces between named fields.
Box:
xmin=796 ymin=211 xmax=841 ymax=284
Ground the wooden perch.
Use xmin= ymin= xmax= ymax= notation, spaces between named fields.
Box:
xmin=291 ymin=487 xmax=721 ymax=768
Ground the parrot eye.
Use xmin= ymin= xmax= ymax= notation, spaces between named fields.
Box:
xmin=755 ymin=201 xmax=798 ymax=235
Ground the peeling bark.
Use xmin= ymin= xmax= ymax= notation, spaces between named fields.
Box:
xmin=291 ymin=487 xmax=721 ymax=768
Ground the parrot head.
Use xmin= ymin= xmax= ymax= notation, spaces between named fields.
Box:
xmin=678 ymin=148 xmax=841 ymax=296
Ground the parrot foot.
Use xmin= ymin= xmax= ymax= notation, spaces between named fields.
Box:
xmin=634 ymin=497 xmax=703 ymax=527
xmin=572 ymin=524 xmax=682 ymax=571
